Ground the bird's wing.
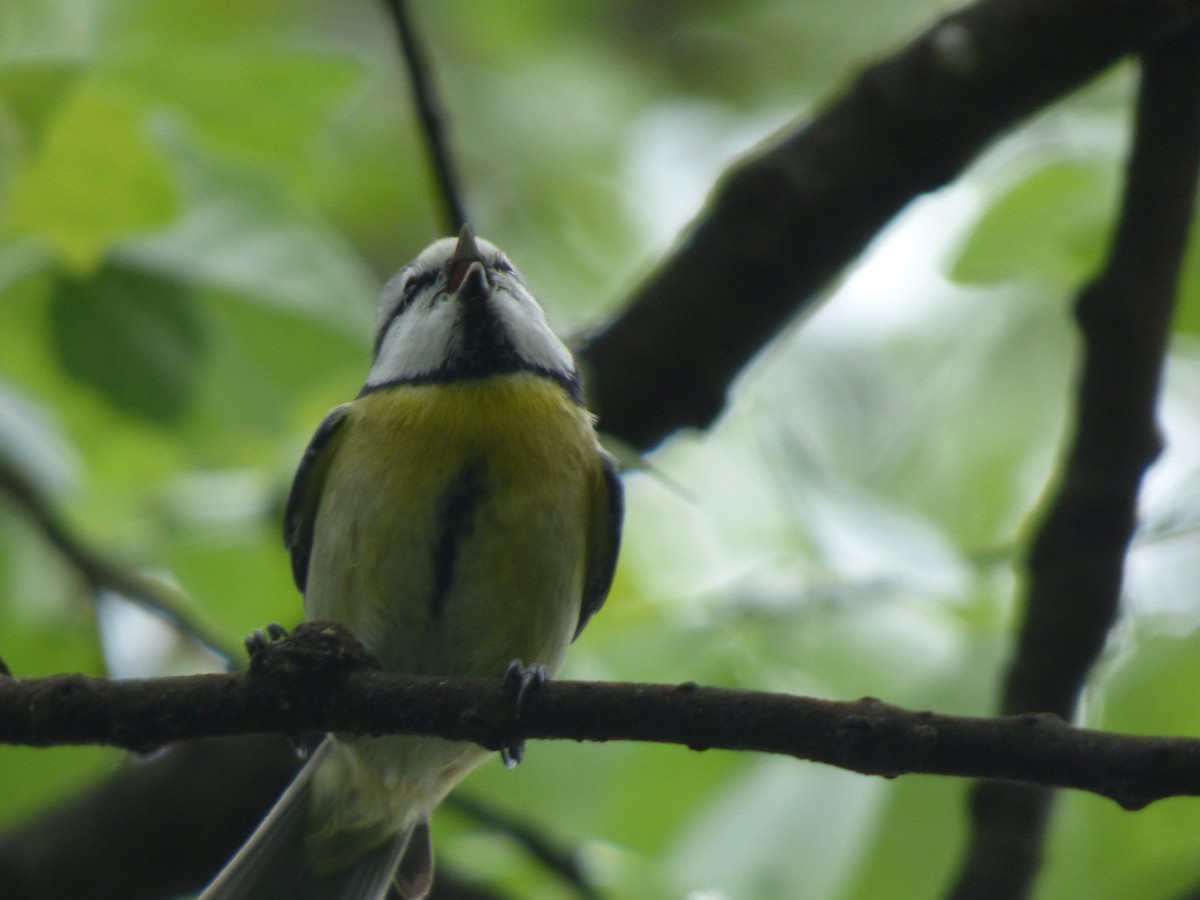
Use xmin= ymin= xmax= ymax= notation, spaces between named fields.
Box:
xmin=283 ymin=403 xmax=354 ymax=592
xmin=575 ymin=449 xmax=624 ymax=639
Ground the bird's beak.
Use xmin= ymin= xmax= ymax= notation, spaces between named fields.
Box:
xmin=447 ymin=224 xmax=489 ymax=299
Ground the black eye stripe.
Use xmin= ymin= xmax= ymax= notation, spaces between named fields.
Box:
xmin=372 ymin=257 xmax=519 ymax=359
xmin=374 ymin=269 xmax=439 ymax=356
xmin=403 ymin=269 xmax=438 ymax=303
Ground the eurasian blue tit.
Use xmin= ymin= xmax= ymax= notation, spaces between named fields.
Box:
xmin=202 ymin=226 xmax=624 ymax=900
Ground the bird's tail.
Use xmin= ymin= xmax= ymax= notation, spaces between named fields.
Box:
xmin=200 ymin=740 xmax=434 ymax=900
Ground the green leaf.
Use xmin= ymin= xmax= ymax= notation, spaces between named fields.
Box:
xmin=6 ymin=80 xmax=179 ymax=272
xmin=164 ymin=519 xmax=298 ymax=641
xmin=1170 ymin=219 xmax=1200 ymax=338
xmin=0 ymin=59 xmax=82 ymax=141
xmin=951 ymin=160 xmax=1118 ymax=287
xmin=183 ymin=289 xmax=364 ymax=438
xmin=94 ymin=0 xmax=302 ymax=50
xmin=844 ymin=777 xmax=966 ymax=900
xmin=0 ymin=377 xmax=78 ymax=496
xmin=669 ymin=757 xmax=885 ymax=899
xmin=1030 ymin=628 xmax=1200 ymax=900
xmin=121 ymin=130 xmax=375 ymax=336
xmin=49 ymin=262 xmax=207 ymax=423
xmin=0 ymin=0 xmax=97 ymax=59
xmin=1092 ymin=627 xmax=1200 ymax=738
xmin=105 ymin=46 xmax=362 ymax=177
xmin=0 ymin=746 xmax=122 ymax=829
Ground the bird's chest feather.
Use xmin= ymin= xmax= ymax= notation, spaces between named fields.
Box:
xmin=305 ymin=377 xmax=598 ymax=676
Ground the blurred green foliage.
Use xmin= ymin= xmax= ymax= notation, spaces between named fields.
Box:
xmin=2 ymin=1 xmax=1200 ymax=898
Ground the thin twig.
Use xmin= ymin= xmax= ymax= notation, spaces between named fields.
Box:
xmin=6 ymin=3 xmax=1200 ymax=898
xmin=382 ymin=0 xmax=470 ymax=234
xmin=424 ymin=868 xmax=513 ymax=900
xmin=948 ymin=21 xmax=1200 ymax=900
xmin=447 ymin=794 xmax=603 ymax=900
xmin=0 ymin=451 xmax=240 ymax=667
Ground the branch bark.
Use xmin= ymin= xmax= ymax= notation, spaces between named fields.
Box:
xmin=580 ymin=0 xmax=1200 ymax=452
xmin=7 ymin=2 xmax=1200 ymax=899
xmin=1 ymin=624 xmax=1200 ymax=811
xmin=0 ymin=734 xmax=509 ymax=900
xmin=948 ymin=21 xmax=1200 ymax=900
xmin=0 ymin=735 xmax=298 ymax=900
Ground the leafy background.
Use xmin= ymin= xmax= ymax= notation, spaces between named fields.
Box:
xmin=3 ymin=1 xmax=1200 ymax=897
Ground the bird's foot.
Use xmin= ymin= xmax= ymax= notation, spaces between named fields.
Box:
xmin=244 ymin=623 xmax=289 ymax=673
xmin=500 ymin=659 xmax=547 ymax=768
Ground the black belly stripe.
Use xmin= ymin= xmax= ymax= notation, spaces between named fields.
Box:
xmin=430 ymin=460 xmax=487 ymax=619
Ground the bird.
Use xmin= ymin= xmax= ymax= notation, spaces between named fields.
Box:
xmin=201 ymin=225 xmax=624 ymax=900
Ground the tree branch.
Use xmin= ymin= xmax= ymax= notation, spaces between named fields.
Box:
xmin=382 ymin=0 xmax=470 ymax=234
xmin=445 ymin=795 xmax=602 ymax=900
xmin=580 ymin=0 xmax=1200 ymax=452
xmin=1 ymin=624 xmax=1199 ymax=812
xmin=0 ymin=735 xmax=300 ymax=900
xmin=0 ymin=730 xmax=512 ymax=900
xmin=949 ymin=21 xmax=1200 ymax=900
xmin=9 ymin=2 xmax=1200 ymax=897
xmin=0 ymin=451 xmax=239 ymax=667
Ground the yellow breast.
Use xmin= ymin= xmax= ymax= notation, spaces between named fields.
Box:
xmin=305 ymin=374 xmax=601 ymax=677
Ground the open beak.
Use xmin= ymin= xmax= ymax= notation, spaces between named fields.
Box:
xmin=447 ymin=223 xmax=489 ymax=299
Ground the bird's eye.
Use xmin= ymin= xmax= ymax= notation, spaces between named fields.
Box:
xmin=402 ymin=269 xmax=438 ymax=305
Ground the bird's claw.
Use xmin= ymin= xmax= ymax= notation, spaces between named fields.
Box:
xmin=245 ymin=623 xmax=289 ymax=672
xmin=500 ymin=660 xmax=546 ymax=768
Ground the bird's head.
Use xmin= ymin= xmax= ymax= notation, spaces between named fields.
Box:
xmin=365 ymin=225 xmax=579 ymax=400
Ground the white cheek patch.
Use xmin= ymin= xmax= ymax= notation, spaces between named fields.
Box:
xmin=364 ymin=236 xmax=578 ymax=390
xmin=375 ymin=268 xmax=411 ymax=337
xmin=367 ymin=298 xmax=459 ymax=386
xmin=492 ymin=286 xmax=575 ymax=375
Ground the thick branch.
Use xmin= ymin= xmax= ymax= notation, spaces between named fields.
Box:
xmin=1007 ymin=26 xmax=1200 ymax=726
xmin=580 ymin=0 xmax=1200 ymax=451
xmin=1 ymin=626 xmax=1200 ymax=811
xmin=950 ymin=22 xmax=1200 ymax=900
xmin=0 ymin=736 xmax=299 ymax=900
xmin=9 ymin=2 xmax=1200 ymax=897
xmin=0 ymin=734 xmax=510 ymax=900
